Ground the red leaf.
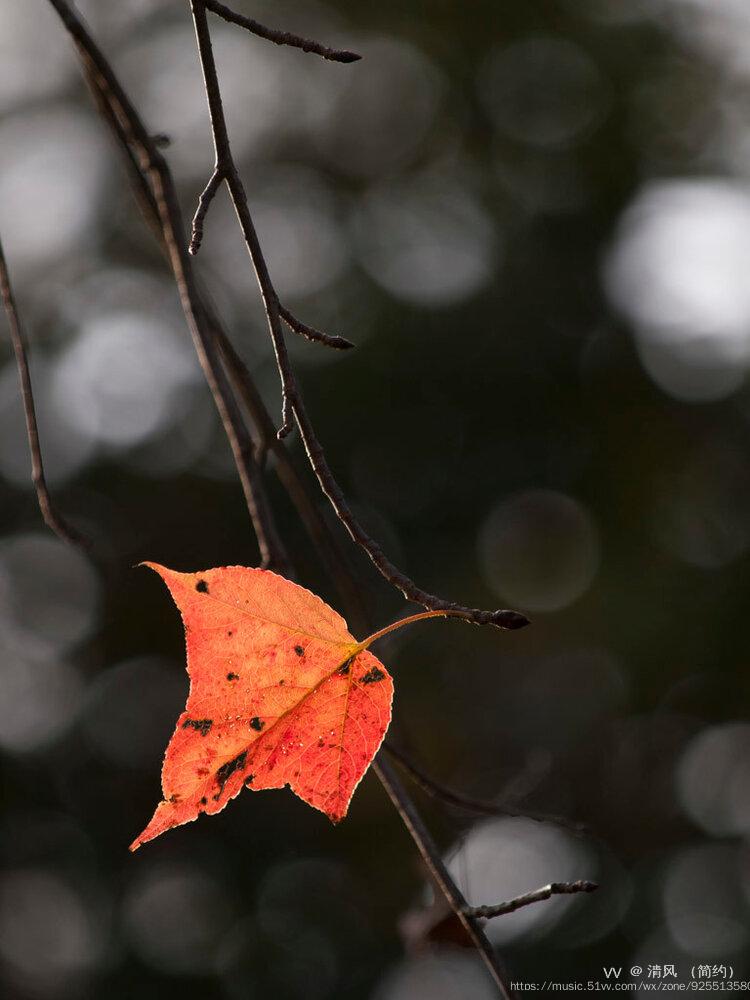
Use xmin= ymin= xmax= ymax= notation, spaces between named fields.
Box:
xmin=130 ymin=564 xmax=394 ymax=850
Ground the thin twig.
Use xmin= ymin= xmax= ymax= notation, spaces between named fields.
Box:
xmin=215 ymin=318 xmax=370 ymax=626
xmin=190 ymin=0 xmax=296 ymax=438
xmin=47 ymin=0 xmax=288 ymax=574
xmin=467 ymin=881 xmax=598 ymax=921
xmin=189 ymin=167 xmax=221 ymax=255
xmin=0 ymin=236 xmax=88 ymax=549
xmin=375 ymin=756 xmax=512 ymax=999
xmin=384 ymin=742 xmax=586 ymax=834
xmin=202 ymin=0 xmax=361 ymax=63
xmin=279 ymin=305 xmax=354 ymax=350
xmin=292 ymin=391 xmax=529 ymax=629
xmin=188 ymin=0 xmax=530 ymax=632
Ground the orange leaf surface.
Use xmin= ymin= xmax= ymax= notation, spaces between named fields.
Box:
xmin=130 ymin=564 xmax=394 ymax=850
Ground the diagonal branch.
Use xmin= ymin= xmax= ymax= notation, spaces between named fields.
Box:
xmin=188 ymin=0 xmax=529 ymax=632
xmin=292 ymin=390 xmax=529 ymax=629
xmin=279 ymin=305 xmax=354 ymax=351
xmin=0 ymin=236 xmax=89 ymax=549
xmin=55 ymin=0 xmax=368 ymax=628
xmin=202 ymin=0 xmax=361 ymax=63
xmin=47 ymin=0 xmax=288 ymax=574
xmin=214 ymin=317 xmax=370 ymax=626
xmin=375 ymin=756 xmax=513 ymax=998
xmin=384 ymin=742 xmax=587 ymax=834
xmin=466 ymin=881 xmax=598 ymax=921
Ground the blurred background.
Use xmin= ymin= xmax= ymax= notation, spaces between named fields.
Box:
xmin=1 ymin=0 xmax=750 ymax=996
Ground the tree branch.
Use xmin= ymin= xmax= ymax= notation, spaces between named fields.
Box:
xmin=384 ymin=742 xmax=586 ymax=834
xmin=466 ymin=881 xmax=598 ymax=921
xmin=54 ymin=0 xmax=368 ymax=628
xmin=375 ymin=755 xmax=513 ymax=999
xmin=279 ymin=304 xmax=354 ymax=351
xmin=41 ymin=6 xmax=565 ymax=994
xmin=202 ymin=0 xmax=361 ymax=63
xmin=0 ymin=236 xmax=89 ymax=549
xmin=190 ymin=0 xmax=296 ymax=438
xmin=47 ymin=0 xmax=288 ymax=574
xmin=188 ymin=0 xmax=529 ymax=632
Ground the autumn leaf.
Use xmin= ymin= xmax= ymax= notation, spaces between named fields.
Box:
xmin=131 ymin=563 xmax=401 ymax=850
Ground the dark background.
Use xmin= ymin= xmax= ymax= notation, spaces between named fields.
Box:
xmin=1 ymin=1 xmax=749 ymax=997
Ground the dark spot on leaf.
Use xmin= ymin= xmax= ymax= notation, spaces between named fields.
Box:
xmin=249 ymin=717 xmax=265 ymax=732
xmin=294 ymin=645 xmax=304 ymax=656
xmin=168 ymin=793 xmax=180 ymax=803
xmin=279 ymin=679 xmax=285 ymax=685
xmin=215 ymin=751 xmax=247 ymax=793
xmin=227 ymin=630 xmax=233 ymax=637
xmin=182 ymin=717 xmax=213 ymax=736
xmin=245 ymin=774 xmax=255 ymax=786
xmin=200 ymin=796 xmax=207 ymax=806
xmin=360 ymin=666 xmax=385 ymax=684
xmin=227 ymin=672 xmax=239 ymax=681
xmin=317 ymin=738 xmax=324 ymax=748
xmin=336 ymin=655 xmax=354 ymax=676
xmin=196 ymin=579 xmax=209 ymax=593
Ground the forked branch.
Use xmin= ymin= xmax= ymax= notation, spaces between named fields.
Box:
xmin=188 ymin=0 xmax=529 ymax=631
xmin=47 ymin=0 xmax=288 ymax=574
xmin=375 ymin=756 xmax=512 ymax=998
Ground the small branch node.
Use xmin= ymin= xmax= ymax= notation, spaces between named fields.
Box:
xmin=189 ymin=168 xmax=223 ymax=255
xmin=276 ymin=408 xmax=295 ymax=441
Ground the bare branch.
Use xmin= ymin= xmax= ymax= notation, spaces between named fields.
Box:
xmin=188 ymin=0 xmax=529 ymax=631
xmin=279 ymin=305 xmax=354 ymax=351
xmin=0 ymin=236 xmax=89 ymax=550
xmin=47 ymin=0 xmax=289 ymax=574
xmin=202 ymin=0 xmax=361 ymax=63
xmin=292 ymin=391 xmax=530 ymax=629
xmin=215 ymin=320 xmax=371 ymax=626
xmin=384 ymin=742 xmax=587 ymax=834
xmin=375 ymin=756 xmax=513 ymax=998
xmin=52 ymin=0 xmax=366 ymax=626
xmin=466 ymin=881 xmax=598 ymax=921
xmin=41 ymin=7 xmax=551 ymax=993
xmin=190 ymin=1 xmax=296 ymax=438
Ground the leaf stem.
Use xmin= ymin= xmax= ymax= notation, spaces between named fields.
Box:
xmin=358 ymin=609 xmax=465 ymax=650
